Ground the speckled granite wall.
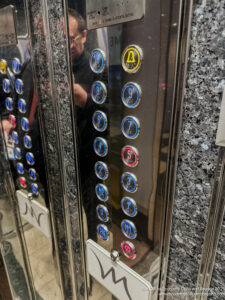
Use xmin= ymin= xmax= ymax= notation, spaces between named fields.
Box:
xmin=166 ymin=0 xmax=225 ymax=295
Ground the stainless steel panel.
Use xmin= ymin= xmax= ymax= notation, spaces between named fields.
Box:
xmin=0 ymin=6 xmax=17 ymax=47
xmin=86 ymin=0 xmax=144 ymax=29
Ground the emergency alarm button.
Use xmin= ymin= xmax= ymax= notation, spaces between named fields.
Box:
xmin=15 ymin=79 xmax=24 ymax=95
xmin=121 ymin=219 xmax=137 ymax=239
xmin=122 ymin=45 xmax=143 ymax=74
xmin=121 ymin=146 xmax=139 ymax=167
xmin=3 ymin=79 xmax=11 ymax=93
xmin=95 ymin=161 xmax=108 ymax=180
xmin=95 ymin=183 xmax=109 ymax=202
xmin=121 ymin=241 xmax=136 ymax=259
xmin=121 ymin=116 xmax=140 ymax=139
xmin=0 ymin=59 xmax=7 ymax=74
xmin=12 ymin=58 xmax=21 ymax=75
xmin=121 ymin=172 xmax=138 ymax=193
xmin=121 ymin=82 xmax=142 ymax=108
xmin=92 ymin=111 xmax=108 ymax=132
xmin=91 ymin=82 xmax=107 ymax=104
xmin=18 ymin=99 xmax=26 ymax=113
xmin=90 ymin=49 xmax=106 ymax=74
xmin=121 ymin=197 xmax=137 ymax=217
xmin=96 ymin=205 xmax=109 ymax=222
xmin=5 ymin=97 xmax=13 ymax=111
xmin=93 ymin=137 xmax=108 ymax=157
xmin=97 ymin=224 xmax=109 ymax=241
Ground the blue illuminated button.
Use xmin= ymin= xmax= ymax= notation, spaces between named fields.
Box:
xmin=95 ymin=161 xmax=108 ymax=180
xmin=26 ymin=152 xmax=35 ymax=165
xmin=3 ymin=79 xmax=11 ymax=93
xmin=31 ymin=183 xmax=39 ymax=196
xmin=121 ymin=116 xmax=140 ymax=139
xmin=97 ymin=224 xmax=109 ymax=241
xmin=0 ymin=59 xmax=7 ymax=74
xmin=121 ymin=82 xmax=142 ymax=108
xmin=91 ymin=82 xmax=107 ymax=104
xmin=23 ymin=135 xmax=32 ymax=149
xmin=96 ymin=204 xmax=109 ymax=222
xmin=121 ymin=172 xmax=138 ymax=193
xmin=121 ymin=219 xmax=137 ymax=239
xmin=95 ymin=183 xmax=109 ymax=202
xmin=12 ymin=58 xmax=21 ymax=75
xmin=9 ymin=115 xmax=16 ymax=129
xmin=11 ymin=131 xmax=18 ymax=144
xmin=92 ymin=111 xmax=107 ymax=132
xmin=15 ymin=79 xmax=24 ymax=95
xmin=93 ymin=137 xmax=108 ymax=157
xmin=5 ymin=97 xmax=13 ymax=111
xmin=14 ymin=147 xmax=21 ymax=160
xmin=90 ymin=49 xmax=106 ymax=74
xmin=21 ymin=117 xmax=29 ymax=132
xmin=121 ymin=197 xmax=137 ymax=217
xmin=29 ymin=168 xmax=37 ymax=181
xmin=16 ymin=163 xmax=24 ymax=175
xmin=18 ymin=99 xmax=26 ymax=113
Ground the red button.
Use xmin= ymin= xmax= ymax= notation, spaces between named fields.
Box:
xmin=121 ymin=241 xmax=136 ymax=259
xmin=121 ymin=146 xmax=139 ymax=167
xmin=9 ymin=115 xmax=16 ymax=128
xmin=19 ymin=177 xmax=26 ymax=188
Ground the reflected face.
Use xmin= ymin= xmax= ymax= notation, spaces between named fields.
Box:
xmin=68 ymin=15 xmax=87 ymax=61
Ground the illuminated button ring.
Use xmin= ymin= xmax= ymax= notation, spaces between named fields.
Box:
xmin=122 ymin=45 xmax=143 ymax=74
xmin=90 ymin=49 xmax=106 ymax=74
xmin=121 ymin=145 xmax=139 ymax=167
xmin=121 ymin=82 xmax=142 ymax=108
xmin=121 ymin=219 xmax=137 ymax=239
xmin=97 ymin=224 xmax=109 ymax=241
xmin=121 ymin=116 xmax=140 ymax=139
xmin=95 ymin=161 xmax=109 ymax=180
xmin=93 ymin=137 xmax=108 ymax=157
xmin=92 ymin=110 xmax=108 ymax=132
xmin=91 ymin=82 xmax=107 ymax=104
xmin=96 ymin=204 xmax=109 ymax=222
xmin=121 ymin=172 xmax=138 ymax=193
xmin=121 ymin=241 xmax=136 ymax=260
xmin=121 ymin=197 xmax=137 ymax=217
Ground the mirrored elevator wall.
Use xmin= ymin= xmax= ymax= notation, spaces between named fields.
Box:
xmin=166 ymin=0 xmax=225 ymax=298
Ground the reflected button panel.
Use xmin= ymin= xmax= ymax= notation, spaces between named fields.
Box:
xmin=96 ymin=205 xmax=109 ymax=222
xmin=122 ymin=45 xmax=143 ymax=74
xmin=3 ymin=79 xmax=11 ymax=93
xmin=95 ymin=184 xmax=109 ymax=202
xmin=95 ymin=161 xmax=108 ymax=180
xmin=90 ymin=49 xmax=106 ymax=74
xmin=97 ymin=224 xmax=109 ymax=241
xmin=92 ymin=111 xmax=108 ymax=132
xmin=121 ymin=241 xmax=136 ymax=260
xmin=121 ymin=197 xmax=137 ymax=217
xmin=121 ymin=82 xmax=142 ymax=108
xmin=121 ymin=172 xmax=138 ymax=193
xmin=93 ymin=137 xmax=108 ymax=157
xmin=122 ymin=146 xmax=139 ymax=167
xmin=12 ymin=58 xmax=21 ymax=75
xmin=91 ymin=81 xmax=107 ymax=104
xmin=15 ymin=79 xmax=24 ymax=95
xmin=5 ymin=97 xmax=13 ymax=111
xmin=121 ymin=116 xmax=140 ymax=139
xmin=121 ymin=219 xmax=137 ymax=239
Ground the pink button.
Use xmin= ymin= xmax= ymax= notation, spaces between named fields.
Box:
xmin=121 ymin=241 xmax=136 ymax=259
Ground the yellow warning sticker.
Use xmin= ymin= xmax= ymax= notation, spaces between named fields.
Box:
xmin=0 ymin=60 xmax=7 ymax=74
xmin=122 ymin=45 xmax=143 ymax=73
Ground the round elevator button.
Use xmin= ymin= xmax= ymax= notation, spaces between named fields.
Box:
xmin=26 ymin=152 xmax=35 ymax=165
xmin=96 ymin=205 xmax=109 ymax=222
xmin=3 ymin=79 xmax=11 ymax=93
xmin=5 ymin=97 xmax=13 ymax=111
xmin=95 ymin=161 xmax=108 ymax=180
xmin=91 ymin=81 xmax=107 ymax=104
xmin=92 ymin=111 xmax=108 ymax=132
xmin=121 ymin=197 xmax=138 ymax=217
xmin=121 ymin=241 xmax=136 ymax=259
xmin=0 ymin=59 xmax=7 ymax=74
xmin=21 ymin=117 xmax=29 ymax=132
xmin=19 ymin=177 xmax=27 ymax=188
xmin=121 ymin=172 xmax=138 ymax=193
xmin=16 ymin=163 xmax=24 ymax=175
xmin=121 ymin=116 xmax=140 ymax=139
xmin=15 ymin=79 xmax=24 ymax=95
xmin=12 ymin=58 xmax=22 ymax=75
xmin=90 ymin=49 xmax=106 ymax=74
xmin=14 ymin=147 xmax=21 ymax=160
xmin=97 ymin=224 xmax=109 ymax=240
xmin=24 ymin=135 xmax=32 ymax=149
xmin=18 ymin=99 xmax=26 ymax=113
xmin=121 ymin=82 xmax=142 ymax=108
xmin=11 ymin=131 xmax=18 ymax=144
xmin=31 ymin=183 xmax=39 ymax=196
xmin=95 ymin=183 xmax=109 ymax=202
xmin=121 ymin=146 xmax=139 ymax=167
xmin=122 ymin=45 xmax=143 ymax=74
xmin=121 ymin=219 xmax=137 ymax=239
xmin=29 ymin=168 xmax=37 ymax=181
xmin=93 ymin=137 xmax=108 ymax=157
xmin=9 ymin=115 xmax=16 ymax=129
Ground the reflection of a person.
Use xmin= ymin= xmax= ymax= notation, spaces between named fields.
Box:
xmin=68 ymin=9 xmax=102 ymax=240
